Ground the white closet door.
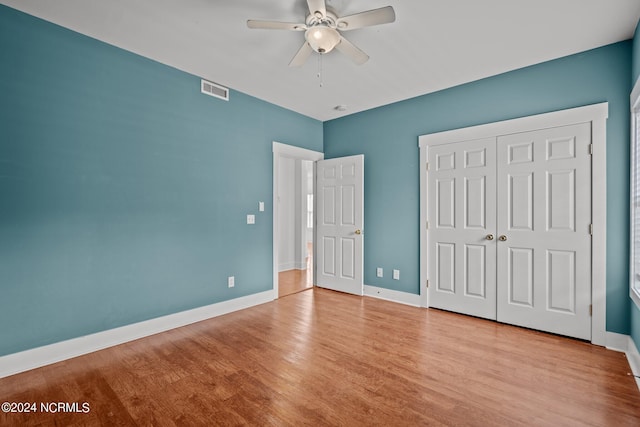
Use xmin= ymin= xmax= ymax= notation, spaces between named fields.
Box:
xmin=428 ymin=138 xmax=497 ymax=319
xmin=496 ymin=123 xmax=592 ymax=340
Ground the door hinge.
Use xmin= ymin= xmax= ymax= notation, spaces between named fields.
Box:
xmin=589 ymin=304 xmax=592 ymax=316
xmin=426 ymin=280 xmax=429 ymax=288
xmin=588 ymin=143 xmax=593 ymax=155
xmin=589 ymin=224 xmax=593 ymax=235
xmin=426 ymin=221 xmax=429 ymax=230
xmin=425 ymin=162 xmax=429 ymax=171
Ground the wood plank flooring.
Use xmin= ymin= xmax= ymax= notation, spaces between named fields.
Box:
xmin=279 ymin=243 xmax=313 ymax=298
xmin=278 ymin=269 xmax=313 ymax=298
xmin=1 ymin=288 xmax=639 ymax=426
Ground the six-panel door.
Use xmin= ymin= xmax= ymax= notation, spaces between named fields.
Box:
xmin=316 ymin=155 xmax=364 ymax=296
xmin=496 ymin=123 xmax=592 ymax=340
xmin=428 ymin=138 xmax=497 ymax=320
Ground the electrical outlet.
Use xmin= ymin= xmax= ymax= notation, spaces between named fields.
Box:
xmin=393 ymin=269 xmax=400 ymax=280
xmin=376 ymin=267 xmax=383 ymax=278
xmin=228 ymin=276 xmax=235 ymax=288
xmin=259 ymin=201 xmax=264 ymax=212
xmin=247 ymin=214 xmax=255 ymax=224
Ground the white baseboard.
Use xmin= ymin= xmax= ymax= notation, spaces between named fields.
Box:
xmin=605 ymin=331 xmax=630 ymax=352
xmin=278 ymin=262 xmax=295 ymax=272
xmin=364 ymin=285 xmax=421 ymax=307
xmin=0 ymin=290 xmax=274 ymax=379
xmin=627 ymin=336 xmax=640 ymax=392
xmin=604 ymin=332 xmax=640 ymax=392
xmin=278 ymin=262 xmax=306 ymax=272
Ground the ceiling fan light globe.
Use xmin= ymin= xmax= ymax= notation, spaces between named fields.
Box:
xmin=305 ymin=25 xmax=340 ymax=54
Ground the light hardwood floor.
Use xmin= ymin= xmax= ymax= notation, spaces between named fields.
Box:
xmin=279 ymin=243 xmax=313 ymax=298
xmin=278 ymin=268 xmax=313 ymax=298
xmin=1 ymin=288 xmax=639 ymax=426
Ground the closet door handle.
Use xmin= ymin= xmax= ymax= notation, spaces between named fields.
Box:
xmin=499 ymin=235 xmax=507 ymax=241
xmin=486 ymin=234 xmax=494 ymax=241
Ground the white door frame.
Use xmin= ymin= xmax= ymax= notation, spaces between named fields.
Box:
xmin=418 ymin=103 xmax=608 ymax=346
xmin=272 ymin=142 xmax=324 ymax=299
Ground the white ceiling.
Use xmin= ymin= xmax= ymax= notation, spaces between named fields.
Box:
xmin=2 ymin=0 xmax=640 ymax=121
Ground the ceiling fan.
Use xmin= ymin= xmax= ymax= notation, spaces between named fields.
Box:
xmin=247 ymin=0 xmax=396 ymax=67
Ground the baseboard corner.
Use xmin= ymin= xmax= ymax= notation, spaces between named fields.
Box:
xmin=605 ymin=331 xmax=630 ymax=353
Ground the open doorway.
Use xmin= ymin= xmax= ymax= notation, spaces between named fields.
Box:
xmin=277 ymin=159 xmax=314 ymax=297
xmin=272 ymin=142 xmax=323 ymax=298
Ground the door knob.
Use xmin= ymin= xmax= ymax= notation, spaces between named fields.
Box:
xmin=486 ymin=234 xmax=494 ymax=241
xmin=499 ymin=235 xmax=507 ymax=241
xmin=355 ymin=229 xmax=362 ymax=235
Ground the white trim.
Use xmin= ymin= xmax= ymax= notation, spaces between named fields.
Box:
xmin=364 ymin=285 xmax=421 ymax=307
xmin=419 ymin=103 xmax=608 ymax=148
xmin=631 ymin=77 xmax=640 ymax=110
xmin=418 ymin=103 xmax=608 ymax=346
xmin=591 ymin=110 xmax=607 ymax=346
xmin=278 ymin=262 xmax=308 ymax=272
xmin=604 ymin=333 xmax=640 ymax=392
xmin=273 ymin=142 xmax=324 ymax=299
xmin=419 ymin=141 xmax=429 ymax=308
xmin=606 ymin=331 xmax=631 ymax=352
xmin=0 ymin=290 xmax=273 ymax=379
xmin=629 ymin=78 xmax=640 ymax=309
xmin=627 ymin=336 xmax=640 ymax=391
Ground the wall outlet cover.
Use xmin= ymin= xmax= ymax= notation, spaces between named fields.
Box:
xmin=247 ymin=214 xmax=255 ymax=224
xmin=228 ymin=276 xmax=235 ymax=288
xmin=393 ymin=269 xmax=400 ymax=280
xmin=376 ymin=267 xmax=383 ymax=278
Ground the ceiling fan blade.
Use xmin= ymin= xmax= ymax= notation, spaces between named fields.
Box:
xmin=307 ymin=0 xmax=327 ymax=18
xmin=335 ymin=36 xmax=369 ymax=65
xmin=247 ymin=20 xmax=306 ymax=31
xmin=289 ymin=42 xmax=313 ymax=67
xmin=336 ymin=6 xmax=396 ymax=31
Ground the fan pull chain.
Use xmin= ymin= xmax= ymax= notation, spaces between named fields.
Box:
xmin=317 ymin=53 xmax=323 ymax=88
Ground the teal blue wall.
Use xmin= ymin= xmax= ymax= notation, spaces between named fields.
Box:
xmin=0 ymin=5 xmax=322 ymax=356
xmin=631 ymin=20 xmax=640 ymax=350
xmin=633 ymin=20 xmax=640 ymax=83
xmin=324 ymin=42 xmax=632 ymax=334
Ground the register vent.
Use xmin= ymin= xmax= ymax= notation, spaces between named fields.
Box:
xmin=201 ymin=79 xmax=229 ymax=101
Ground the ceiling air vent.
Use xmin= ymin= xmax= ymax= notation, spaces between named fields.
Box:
xmin=201 ymin=79 xmax=229 ymax=101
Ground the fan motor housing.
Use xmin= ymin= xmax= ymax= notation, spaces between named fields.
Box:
xmin=306 ymin=10 xmax=338 ymax=28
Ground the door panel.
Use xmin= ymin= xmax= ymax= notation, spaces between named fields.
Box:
xmin=465 ymin=176 xmax=486 ymax=228
xmin=316 ymin=155 xmax=364 ymax=295
xmin=509 ymin=173 xmax=533 ymax=230
xmin=508 ymin=247 xmax=534 ymax=306
xmin=437 ymin=178 xmax=456 ymax=228
xmin=465 ymin=244 xmax=486 ymax=297
xmin=428 ymin=138 xmax=497 ymax=319
xmin=496 ymin=123 xmax=591 ymax=340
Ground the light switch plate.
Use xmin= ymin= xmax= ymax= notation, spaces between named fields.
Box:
xmin=247 ymin=214 xmax=255 ymax=224
xmin=259 ymin=202 xmax=264 ymax=212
